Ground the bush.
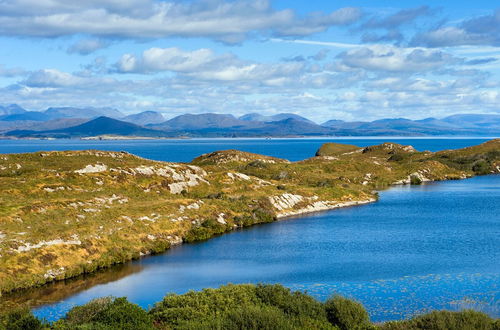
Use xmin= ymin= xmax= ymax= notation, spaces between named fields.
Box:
xmin=150 ymin=283 xmax=336 ymax=329
xmin=411 ymin=309 xmax=496 ymax=330
xmin=324 ymin=296 xmax=370 ymax=330
xmin=255 ymin=284 xmax=326 ymax=320
xmin=183 ymin=218 xmax=229 ymax=243
xmin=0 ymin=308 xmax=44 ymax=330
xmin=472 ymin=160 xmax=490 ymax=174
xmin=149 ymin=284 xmax=261 ymax=327
xmin=54 ymin=297 xmax=152 ymax=330
xmin=380 ymin=309 xmax=498 ymax=330
xmin=172 ymin=306 xmax=300 ymax=330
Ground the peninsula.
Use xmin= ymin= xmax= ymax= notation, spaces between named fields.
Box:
xmin=0 ymin=139 xmax=499 ymax=294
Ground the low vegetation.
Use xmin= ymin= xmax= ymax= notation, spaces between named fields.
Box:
xmin=1 ymin=284 xmax=499 ymax=330
xmin=0 ymin=139 xmax=498 ymax=297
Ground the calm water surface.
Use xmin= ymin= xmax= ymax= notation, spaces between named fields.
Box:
xmin=0 ymin=138 xmax=498 ymax=322
xmin=0 ymin=137 xmax=493 ymax=162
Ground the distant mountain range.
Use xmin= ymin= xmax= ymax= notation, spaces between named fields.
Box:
xmin=1 ymin=104 xmax=499 ymax=138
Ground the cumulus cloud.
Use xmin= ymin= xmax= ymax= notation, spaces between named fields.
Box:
xmin=67 ymin=39 xmax=110 ymax=55
xmin=338 ymin=45 xmax=457 ymax=72
xmin=115 ymin=47 xmax=310 ymax=86
xmin=116 ymin=48 xmax=232 ymax=73
xmin=24 ymin=69 xmax=83 ymax=87
xmin=413 ymin=9 xmax=500 ymax=47
xmin=275 ymin=7 xmax=362 ymax=36
xmin=0 ymin=0 xmax=361 ymax=42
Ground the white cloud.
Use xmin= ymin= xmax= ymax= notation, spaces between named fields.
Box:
xmin=413 ymin=9 xmax=500 ymax=47
xmin=115 ymin=46 xmax=309 ymax=86
xmin=338 ymin=45 xmax=457 ymax=72
xmin=117 ymin=48 xmax=228 ymax=73
xmin=24 ymin=69 xmax=85 ymax=87
xmin=0 ymin=0 xmax=361 ymax=42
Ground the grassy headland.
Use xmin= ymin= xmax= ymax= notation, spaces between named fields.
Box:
xmin=0 ymin=139 xmax=499 ymax=295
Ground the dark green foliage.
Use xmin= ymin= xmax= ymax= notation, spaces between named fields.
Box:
xmin=380 ymin=309 xmax=499 ymax=330
xmin=432 ymin=150 xmax=500 ymax=174
xmin=178 ymin=305 xmax=297 ymax=330
xmin=149 ymin=283 xmax=336 ymax=329
xmin=2 ymin=285 xmax=500 ymax=329
xmin=388 ymin=153 xmax=405 ymax=162
xmin=255 ymin=284 xmax=327 ymax=321
xmin=324 ymin=295 xmax=371 ymax=330
xmin=205 ymin=192 xmax=225 ymax=199
xmin=183 ymin=218 xmax=230 ymax=243
xmin=246 ymin=160 xmax=269 ymax=169
xmin=149 ymin=284 xmax=261 ymax=327
xmin=0 ymin=308 xmax=44 ymax=330
xmin=472 ymin=160 xmax=491 ymax=174
xmin=54 ymin=297 xmax=152 ymax=330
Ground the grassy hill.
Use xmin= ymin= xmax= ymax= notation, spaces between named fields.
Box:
xmin=0 ymin=139 xmax=498 ymax=295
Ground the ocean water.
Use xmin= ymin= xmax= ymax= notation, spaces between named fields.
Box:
xmin=0 ymin=138 xmax=498 ymax=322
xmin=0 ymin=137 xmax=493 ymax=162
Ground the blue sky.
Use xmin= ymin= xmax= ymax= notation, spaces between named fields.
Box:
xmin=1 ymin=0 xmax=499 ymax=122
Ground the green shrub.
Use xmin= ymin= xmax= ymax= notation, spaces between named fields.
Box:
xmin=150 ymin=284 xmax=336 ymax=329
xmin=149 ymin=284 xmax=261 ymax=327
xmin=173 ymin=306 xmax=304 ymax=330
xmin=0 ymin=308 xmax=44 ymax=330
xmin=404 ymin=309 xmax=496 ymax=330
xmin=324 ymin=295 xmax=370 ymax=330
xmin=472 ymin=160 xmax=490 ymax=174
xmin=255 ymin=284 xmax=326 ymax=320
xmin=54 ymin=297 xmax=152 ymax=330
xmin=183 ymin=218 xmax=230 ymax=243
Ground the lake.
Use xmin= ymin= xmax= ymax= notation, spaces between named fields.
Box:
xmin=0 ymin=138 xmax=498 ymax=322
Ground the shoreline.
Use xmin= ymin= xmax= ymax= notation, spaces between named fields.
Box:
xmin=1 ymin=135 xmax=499 ymax=141
xmin=1 ymin=139 xmax=498 ymax=297
xmin=275 ymin=197 xmax=377 ymax=219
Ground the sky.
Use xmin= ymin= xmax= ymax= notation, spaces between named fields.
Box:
xmin=1 ymin=0 xmax=500 ymax=123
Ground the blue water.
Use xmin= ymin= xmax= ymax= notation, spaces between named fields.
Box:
xmin=0 ymin=137 xmax=493 ymax=162
xmin=1 ymin=138 xmax=498 ymax=322
xmin=27 ymin=175 xmax=500 ymax=322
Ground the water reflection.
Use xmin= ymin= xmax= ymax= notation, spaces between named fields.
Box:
xmin=0 ymin=263 xmax=142 ymax=314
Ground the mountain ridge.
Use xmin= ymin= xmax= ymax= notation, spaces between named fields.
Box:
xmin=1 ymin=104 xmax=499 ymax=138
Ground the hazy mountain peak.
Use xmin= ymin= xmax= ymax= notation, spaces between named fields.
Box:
xmin=44 ymin=107 xmax=124 ymax=120
xmin=239 ymin=113 xmax=314 ymax=124
xmin=0 ymin=104 xmax=27 ymax=116
xmin=122 ymin=111 xmax=165 ymax=125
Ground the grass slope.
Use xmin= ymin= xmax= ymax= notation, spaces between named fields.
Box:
xmin=0 ymin=139 xmax=498 ymax=295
